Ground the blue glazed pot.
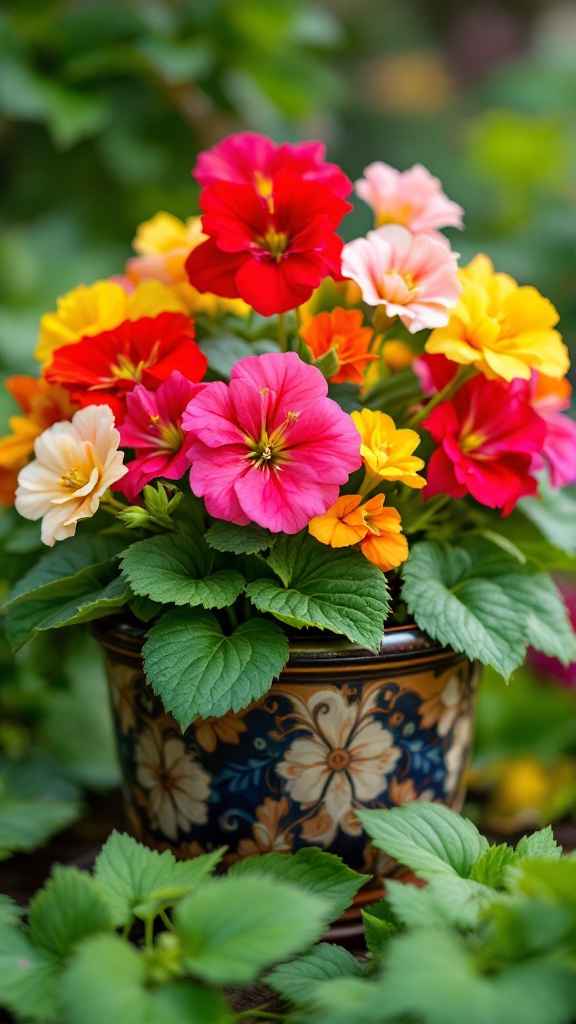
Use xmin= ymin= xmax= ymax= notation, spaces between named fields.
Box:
xmin=94 ymin=618 xmax=479 ymax=880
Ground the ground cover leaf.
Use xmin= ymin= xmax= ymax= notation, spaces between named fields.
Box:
xmin=174 ymin=875 xmax=330 ymax=985
xmin=28 ymin=865 xmax=114 ymax=960
xmin=357 ymin=803 xmax=489 ymax=880
xmin=230 ymin=846 xmax=368 ymax=922
xmin=93 ymin=831 xmax=224 ymax=926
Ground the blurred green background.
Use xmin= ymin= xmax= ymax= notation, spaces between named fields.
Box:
xmin=1 ymin=0 xmax=575 ymax=861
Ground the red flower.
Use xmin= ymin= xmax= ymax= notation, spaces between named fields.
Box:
xmin=185 ymin=171 xmax=352 ymax=317
xmin=45 ymin=312 xmax=207 ymax=422
xmin=193 ymin=132 xmax=352 ymax=199
xmin=423 ymin=375 xmax=546 ymax=514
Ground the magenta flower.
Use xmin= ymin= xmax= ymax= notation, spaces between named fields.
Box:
xmin=193 ymin=132 xmax=352 ymax=199
xmin=423 ymin=375 xmax=546 ymax=514
xmin=516 ymin=373 xmax=576 ymax=489
xmin=119 ymin=372 xmax=202 ymax=502
xmin=182 ymin=352 xmax=362 ymax=534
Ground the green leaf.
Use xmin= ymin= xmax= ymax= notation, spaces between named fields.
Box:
xmin=362 ymin=900 xmax=400 ymax=956
xmin=376 ymin=928 xmax=576 ymax=1024
xmin=0 ymin=755 xmax=82 ymax=856
xmin=174 ymin=875 xmax=331 ymax=985
xmin=519 ymin=484 xmax=576 ymax=556
xmin=357 ymin=803 xmax=489 ymax=880
xmin=6 ymin=533 xmax=127 ymax=605
xmin=143 ymin=609 xmax=288 ymax=728
xmin=61 ymin=935 xmax=152 ymax=1024
xmin=512 ymin=859 xmax=576 ymax=908
xmin=0 ymin=922 xmax=58 ymax=1022
xmin=120 ymin=534 xmax=245 ymax=610
xmin=93 ymin=831 xmax=224 ymax=926
xmin=150 ymin=982 xmax=231 ymax=1024
xmin=204 ymin=520 xmax=275 ymax=556
xmin=230 ymin=846 xmax=368 ymax=922
xmin=381 ymin=875 xmax=495 ymax=932
xmin=199 ymin=335 xmax=255 ymax=378
xmin=516 ymin=826 xmax=562 ymax=861
xmin=469 ymin=844 xmax=517 ymax=887
xmin=401 ymin=542 xmax=528 ymax=676
xmin=5 ymin=574 xmax=131 ymax=650
xmin=28 ymin=865 xmax=114 ymax=960
xmin=481 ymin=568 xmax=576 ymax=665
xmin=246 ymin=533 xmax=389 ymax=650
xmin=267 ymin=943 xmax=362 ymax=1005
xmin=0 ymin=896 xmax=20 ymax=927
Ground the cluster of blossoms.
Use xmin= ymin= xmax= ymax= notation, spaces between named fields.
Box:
xmin=0 ymin=131 xmax=573 ymax=576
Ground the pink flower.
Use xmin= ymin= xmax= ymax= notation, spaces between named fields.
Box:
xmin=516 ymin=374 xmax=576 ymax=489
xmin=423 ymin=375 xmax=546 ymax=514
xmin=182 ymin=352 xmax=362 ymax=534
xmin=529 ymin=583 xmax=576 ymax=689
xmin=355 ymin=162 xmax=464 ymax=242
xmin=341 ymin=225 xmax=462 ymax=334
xmin=194 ymin=132 xmax=352 ymax=199
xmin=118 ymin=372 xmax=203 ymax=502
xmin=14 ymin=405 xmax=127 ymax=546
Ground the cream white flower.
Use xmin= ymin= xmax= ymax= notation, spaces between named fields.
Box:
xmin=14 ymin=404 xmax=127 ymax=546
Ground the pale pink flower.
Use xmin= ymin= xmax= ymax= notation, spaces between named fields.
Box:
xmin=15 ymin=405 xmax=127 ymax=546
xmin=355 ymin=162 xmax=464 ymax=242
xmin=341 ymin=225 xmax=462 ymax=334
xmin=118 ymin=371 xmax=202 ymax=503
xmin=182 ymin=352 xmax=361 ymax=534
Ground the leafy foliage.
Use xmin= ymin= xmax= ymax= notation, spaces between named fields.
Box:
xmin=247 ymin=532 xmax=390 ymax=650
xmin=401 ymin=540 xmax=576 ymax=676
xmin=120 ymin=534 xmax=245 ymax=610
xmin=1 ymin=807 xmax=576 ymax=1024
xmin=143 ymin=608 xmax=289 ymax=728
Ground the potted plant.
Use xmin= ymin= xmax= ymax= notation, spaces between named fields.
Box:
xmin=2 ymin=132 xmax=575 ymax=882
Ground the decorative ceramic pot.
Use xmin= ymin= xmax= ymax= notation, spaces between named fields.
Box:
xmin=94 ymin=617 xmax=479 ymax=881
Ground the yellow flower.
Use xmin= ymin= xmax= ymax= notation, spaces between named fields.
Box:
xmin=127 ymin=211 xmax=249 ymax=319
xmin=36 ymin=279 xmax=188 ymax=366
xmin=425 ymin=254 xmax=570 ymax=382
xmin=351 ymin=408 xmax=426 ymax=489
xmin=382 ymin=339 xmax=414 ymax=370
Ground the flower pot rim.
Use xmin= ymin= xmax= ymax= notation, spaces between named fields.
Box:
xmin=91 ymin=614 xmax=456 ymax=667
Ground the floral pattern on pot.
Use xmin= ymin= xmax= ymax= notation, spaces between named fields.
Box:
xmin=103 ymin=628 xmax=479 ymax=874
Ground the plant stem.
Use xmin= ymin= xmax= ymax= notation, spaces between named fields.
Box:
xmin=357 ymin=471 xmax=379 ymax=499
xmin=403 ymin=493 xmax=451 ymax=534
xmin=235 ymin=1009 xmax=286 ymax=1021
xmin=101 ymin=490 xmax=129 ymax=513
xmin=407 ymin=365 xmax=477 ymax=429
xmin=160 ymin=910 xmax=174 ymax=932
xmin=277 ymin=312 xmax=287 ymax=352
xmin=121 ymin=919 xmax=133 ymax=940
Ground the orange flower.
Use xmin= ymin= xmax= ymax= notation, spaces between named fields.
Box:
xmin=0 ymin=376 xmax=77 ymax=506
xmin=308 ymin=494 xmax=370 ymax=548
xmin=359 ymin=494 xmax=409 ymax=572
xmin=300 ymin=307 xmax=377 ymax=385
xmin=308 ymin=492 xmax=408 ymax=572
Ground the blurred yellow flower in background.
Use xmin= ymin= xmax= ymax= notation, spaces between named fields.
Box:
xmin=127 ymin=211 xmax=249 ymax=318
xmin=36 ymin=279 xmax=188 ymax=366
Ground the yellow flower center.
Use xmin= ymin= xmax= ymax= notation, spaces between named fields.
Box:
xmin=258 ymin=228 xmax=289 ymax=262
xmin=246 ymin=411 xmax=300 ymax=470
xmin=111 ymin=345 xmax=161 ymax=382
xmin=254 ymin=171 xmax=274 ymax=198
xmin=460 ymin=431 xmax=485 ymax=453
xmin=158 ymin=422 xmax=183 ymax=452
xmin=60 ymin=466 xmax=89 ymax=490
